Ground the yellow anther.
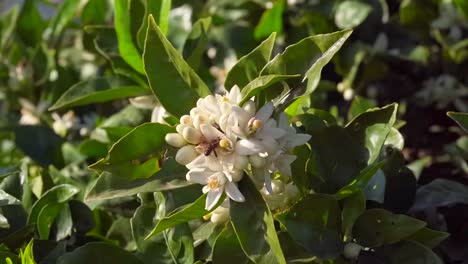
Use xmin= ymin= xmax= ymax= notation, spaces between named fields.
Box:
xmin=219 ymin=138 xmax=230 ymax=149
xmin=208 ymin=179 xmax=219 ymax=189
xmin=253 ymin=119 xmax=263 ymax=129
xmin=222 ymin=96 xmax=230 ymax=102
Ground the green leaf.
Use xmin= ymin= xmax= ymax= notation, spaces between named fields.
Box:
xmin=261 ymin=30 xmax=352 ymax=97
xmin=412 ymin=179 xmax=468 ymax=211
xmin=137 ymin=0 xmax=172 ymax=49
xmin=353 ymin=208 xmax=426 ymax=247
xmin=406 ymin=227 xmax=449 ymax=249
xmin=230 ymin=177 xmax=286 ymax=264
xmin=447 ymin=111 xmax=468 ymax=131
xmin=334 ymin=1 xmax=372 ymax=29
xmin=82 ymin=0 xmax=112 ymax=25
xmin=212 ymin=226 xmax=250 ymax=264
xmin=19 ymin=240 xmax=37 ymax=264
xmin=346 ymin=103 xmax=398 ymax=164
xmin=36 ymin=203 xmax=64 ymax=240
xmin=57 ymin=242 xmax=143 ymax=264
xmin=225 ymin=33 xmax=276 ymax=90
xmin=183 ymin=17 xmax=212 ymax=70
xmin=0 ymin=167 xmax=20 ymax=179
xmin=115 ymin=0 xmax=145 ymax=74
xmin=0 ymin=5 xmax=19 ymax=51
xmin=239 ymin=74 xmax=300 ymax=105
xmin=43 ymin=0 xmax=80 ymax=44
xmin=374 ymin=240 xmax=443 ymax=264
xmin=143 ymin=15 xmax=211 ymax=117
xmin=347 ymin=96 xmax=376 ymax=121
xmin=335 ymin=160 xmax=386 ymax=200
xmin=86 ymin=160 xmax=190 ymax=200
xmin=27 ymin=184 xmax=79 ymax=225
xmin=277 ymin=194 xmax=343 ymax=259
xmin=89 ymin=123 xmax=174 ymax=179
xmin=17 ymin=0 xmax=46 ymax=47
xmin=254 ymin=0 xmax=285 ymax=40
xmin=10 ymin=125 xmax=64 ymax=167
xmin=454 ymin=0 xmax=468 ymax=19
xmin=0 ymin=189 xmax=21 ymax=206
xmin=146 ymin=193 xmax=224 ymax=239
xmin=341 ymin=190 xmax=365 ymax=239
xmin=49 ymin=76 xmax=148 ymax=110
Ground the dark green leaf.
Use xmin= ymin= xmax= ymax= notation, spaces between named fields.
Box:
xmin=0 ymin=5 xmax=19 ymax=51
xmin=412 ymin=179 xmax=468 ymax=211
xmin=212 ymin=226 xmax=250 ymax=264
xmin=447 ymin=111 xmax=468 ymax=131
xmin=43 ymin=0 xmax=80 ymax=44
xmin=240 ymin=74 xmax=300 ymax=105
xmin=230 ymin=177 xmax=286 ymax=264
xmin=347 ymin=96 xmax=376 ymax=121
xmin=334 ymin=1 xmax=372 ymax=29
xmin=406 ymin=227 xmax=449 ymax=249
xmin=277 ymin=194 xmax=343 ymax=259
xmin=17 ymin=0 xmax=46 ymax=47
xmin=374 ymin=240 xmax=443 ymax=264
xmin=82 ymin=0 xmax=112 ymax=25
xmin=341 ymin=190 xmax=365 ymax=239
xmin=254 ymin=0 xmax=285 ymax=40
xmin=36 ymin=203 xmax=64 ymax=240
xmin=225 ymin=33 xmax=276 ymax=89
xmin=0 ymin=166 xmax=20 ymax=179
xmin=143 ymin=15 xmax=211 ymax=117
xmin=115 ymin=0 xmax=145 ymax=74
xmin=49 ymin=76 xmax=148 ymax=110
xmin=353 ymin=208 xmax=426 ymax=247
xmin=183 ymin=17 xmax=212 ymax=70
xmin=57 ymin=242 xmax=143 ymax=264
xmin=454 ymin=0 xmax=468 ymax=18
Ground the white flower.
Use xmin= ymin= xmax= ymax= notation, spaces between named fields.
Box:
xmin=187 ymin=167 xmax=245 ymax=210
xmin=210 ymin=199 xmax=230 ymax=224
xmin=260 ymin=181 xmax=301 ymax=210
xmin=52 ymin=111 xmax=79 ymax=136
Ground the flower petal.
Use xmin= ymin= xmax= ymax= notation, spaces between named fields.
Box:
xmin=186 ymin=168 xmax=210 ymax=185
xmin=228 ymin=85 xmax=241 ymax=103
xmin=255 ymin=102 xmax=273 ymax=122
xmin=225 ymin=182 xmax=245 ymax=202
xmin=236 ymin=139 xmax=264 ymax=155
xmin=200 ymin=124 xmax=224 ymax=141
xmin=206 ymin=189 xmax=223 ymax=210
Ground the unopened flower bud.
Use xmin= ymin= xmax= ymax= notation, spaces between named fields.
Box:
xmin=165 ymin=133 xmax=185 ymax=147
xmin=230 ymin=169 xmax=244 ymax=182
xmin=243 ymin=101 xmax=256 ymax=117
xmin=343 ymin=243 xmax=363 ymax=259
xmin=271 ymin=180 xmax=285 ymax=195
xmin=234 ymin=155 xmax=248 ymax=170
xmin=176 ymin=124 xmax=187 ymax=135
xmin=182 ymin=127 xmax=202 ymax=144
xmin=175 ymin=145 xmax=199 ymax=165
xmin=210 ymin=210 xmax=229 ymax=224
xmin=249 ymin=154 xmax=266 ymax=168
xmin=193 ymin=114 xmax=209 ymax=129
xmin=180 ymin=115 xmax=192 ymax=125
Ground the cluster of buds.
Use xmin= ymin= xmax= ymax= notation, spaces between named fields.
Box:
xmin=165 ymin=86 xmax=311 ymax=223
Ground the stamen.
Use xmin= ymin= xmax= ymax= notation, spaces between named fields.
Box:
xmin=208 ymin=178 xmax=219 ymax=189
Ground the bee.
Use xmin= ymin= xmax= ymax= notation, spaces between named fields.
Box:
xmin=197 ymin=137 xmax=221 ymax=157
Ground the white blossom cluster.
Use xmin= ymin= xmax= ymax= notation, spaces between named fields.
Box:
xmin=165 ymin=86 xmax=311 ymax=222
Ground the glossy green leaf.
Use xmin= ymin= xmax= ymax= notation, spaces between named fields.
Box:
xmin=17 ymin=0 xmax=46 ymax=46
xmin=143 ymin=15 xmax=211 ymax=117
xmin=86 ymin=160 xmax=190 ymax=200
xmin=146 ymin=192 xmax=224 ymax=239
xmin=353 ymin=208 xmax=426 ymax=247
xmin=225 ymin=33 xmax=276 ymax=89
xmin=254 ymin=0 xmax=284 ymax=40
xmin=447 ymin=111 xmax=468 ymax=131
xmin=137 ymin=0 xmax=172 ymax=49
xmin=240 ymin=74 xmax=300 ymax=105
xmin=347 ymin=96 xmax=376 ymax=121
xmin=183 ymin=17 xmax=212 ymax=70
xmin=57 ymin=242 xmax=143 ymax=264
xmin=341 ymin=190 xmax=365 ymax=239
xmin=0 ymin=5 xmax=19 ymax=51
xmin=277 ymin=194 xmax=343 ymax=259
xmin=89 ymin=123 xmax=174 ymax=179
xmin=27 ymin=184 xmax=79 ymax=225
xmin=412 ymin=179 xmax=468 ymax=211
xmin=406 ymin=227 xmax=449 ymax=249
xmin=230 ymin=177 xmax=286 ymax=264
xmin=82 ymin=0 xmax=112 ymax=25
xmin=334 ymin=1 xmax=372 ymax=29
xmin=49 ymin=77 xmax=148 ymax=110
xmin=115 ymin=0 xmax=145 ymax=74
xmin=345 ymin=103 xmax=398 ymax=164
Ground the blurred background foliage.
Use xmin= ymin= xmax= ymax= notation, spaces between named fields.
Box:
xmin=0 ymin=0 xmax=467 ymax=263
